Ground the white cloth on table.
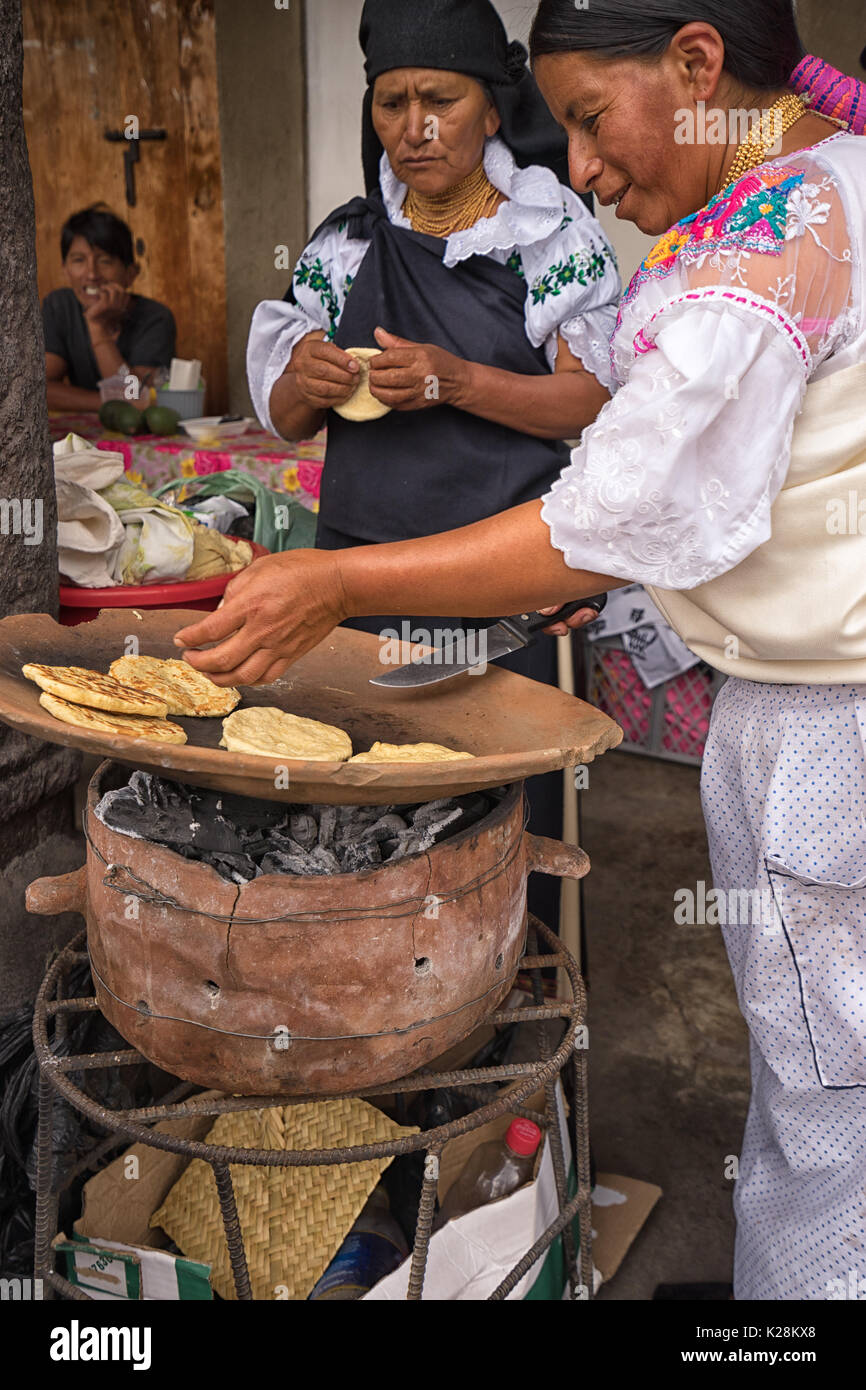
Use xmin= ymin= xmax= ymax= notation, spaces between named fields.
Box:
xmin=702 ymin=678 xmax=866 ymax=1300
xmin=54 ymin=434 xmax=126 ymax=587
xmin=246 ymin=135 xmax=621 ymax=434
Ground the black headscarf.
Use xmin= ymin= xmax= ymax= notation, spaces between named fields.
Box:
xmin=359 ymin=0 xmax=570 ymax=193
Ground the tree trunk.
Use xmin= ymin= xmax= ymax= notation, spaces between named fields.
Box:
xmin=0 ymin=0 xmax=82 ymax=1010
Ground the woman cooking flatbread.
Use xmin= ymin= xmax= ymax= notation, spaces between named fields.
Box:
xmin=182 ymin=1 xmax=866 ymax=1300
xmin=247 ymin=0 xmax=621 ymax=918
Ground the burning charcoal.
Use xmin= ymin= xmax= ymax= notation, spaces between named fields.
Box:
xmin=209 ymin=853 xmax=257 ymax=882
xmin=410 ymin=798 xmax=459 ymax=826
xmin=290 ymin=812 xmax=318 ymax=850
xmin=340 ymin=839 xmax=383 ymax=873
xmin=414 ymin=808 xmax=463 ymax=845
xmin=261 ymin=831 xmax=301 ymax=859
xmin=260 ymin=850 xmax=313 ymax=876
xmin=217 ymin=792 xmax=285 ymax=832
xmin=337 ymin=804 xmax=378 ymax=827
xmin=307 ymin=845 xmax=342 ymax=876
xmin=386 ymin=832 xmax=432 ymax=862
xmin=361 ymin=814 xmax=409 ymax=845
xmin=317 ymin=805 xmax=338 ymax=848
xmin=93 ymin=788 xmax=147 ymax=839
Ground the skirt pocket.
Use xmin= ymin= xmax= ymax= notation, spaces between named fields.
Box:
xmin=767 ymin=860 xmax=866 ymax=1088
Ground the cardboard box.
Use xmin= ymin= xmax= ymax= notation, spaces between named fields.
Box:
xmin=69 ymin=1105 xmax=218 ymax=1300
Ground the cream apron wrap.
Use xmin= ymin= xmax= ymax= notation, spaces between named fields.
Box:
xmin=649 ymin=359 xmax=866 ymax=682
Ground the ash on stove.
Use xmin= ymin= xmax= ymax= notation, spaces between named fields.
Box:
xmin=95 ymin=771 xmax=500 ymax=884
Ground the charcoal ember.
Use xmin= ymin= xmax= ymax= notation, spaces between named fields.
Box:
xmin=96 ymin=772 xmax=487 ymax=884
xmin=307 ymin=845 xmax=341 ymax=875
xmin=260 ymin=850 xmax=313 ymax=876
xmin=361 ymin=814 xmax=409 ymax=845
xmin=236 ymin=833 xmax=272 ymax=860
xmin=209 ymin=853 xmax=257 ymax=883
xmin=337 ymin=804 xmax=378 ymax=827
xmin=339 ymin=839 xmax=383 ymax=873
xmin=289 ymin=812 xmax=318 ymax=850
xmin=409 ymin=798 xmax=459 ymax=826
xmin=264 ymin=833 xmax=306 ymax=860
xmin=452 ymin=792 xmax=491 ymax=829
xmin=215 ymin=792 xmax=284 ymax=832
xmin=93 ymin=788 xmax=147 ymax=839
xmin=385 ymin=829 xmax=439 ymax=861
xmin=317 ymin=805 xmax=338 ymax=848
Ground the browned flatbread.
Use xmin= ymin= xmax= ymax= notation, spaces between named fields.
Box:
xmin=22 ymin=662 xmax=167 ymax=716
xmin=109 ymin=655 xmax=240 ymax=717
xmin=38 ymin=691 xmax=187 ymax=744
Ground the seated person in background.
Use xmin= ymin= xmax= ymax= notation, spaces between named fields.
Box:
xmin=43 ymin=204 xmax=176 ymax=411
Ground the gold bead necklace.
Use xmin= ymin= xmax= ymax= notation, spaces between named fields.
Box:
xmin=719 ymin=93 xmax=809 ymax=192
xmin=403 ymin=161 xmax=502 ymax=237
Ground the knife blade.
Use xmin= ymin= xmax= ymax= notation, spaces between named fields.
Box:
xmin=369 ymin=595 xmax=608 ymax=688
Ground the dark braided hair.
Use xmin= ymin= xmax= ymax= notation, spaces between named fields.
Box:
xmin=529 ymin=0 xmax=804 ymax=94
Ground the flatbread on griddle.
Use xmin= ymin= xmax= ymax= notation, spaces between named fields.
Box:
xmin=219 ymin=707 xmax=353 ymax=761
xmin=38 ymin=691 xmax=187 ymax=744
xmin=109 ymin=655 xmax=241 ymax=717
xmin=333 ymin=348 xmax=391 ymax=423
xmin=348 ymin=741 xmax=474 ymax=764
xmin=22 ymin=662 xmax=167 ymax=716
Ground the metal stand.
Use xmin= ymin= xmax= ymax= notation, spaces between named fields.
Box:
xmin=33 ymin=917 xmax=592 ymax=1301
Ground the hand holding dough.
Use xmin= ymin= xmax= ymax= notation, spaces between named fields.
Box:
xmin=332 ymin=348 xmax=391 ymax=423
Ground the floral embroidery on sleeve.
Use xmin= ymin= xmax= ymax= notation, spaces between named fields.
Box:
xmin=530 ymin=245 xmax=616 ymax=305
xmin=293 ymin=257 xmax=357 ymax=341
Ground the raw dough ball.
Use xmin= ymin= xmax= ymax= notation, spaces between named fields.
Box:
xmin=333 ymin=347 xmax=391 ymax=423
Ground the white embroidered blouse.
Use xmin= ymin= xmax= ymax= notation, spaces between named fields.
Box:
xmin=542 ymin=132 xmax=866 ymax=591
xmin=246 ymin=135 xmax=622 ymax=434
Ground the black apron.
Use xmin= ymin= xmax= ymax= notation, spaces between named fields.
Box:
xmin=310 ymin=192 xmax=570 ymax=543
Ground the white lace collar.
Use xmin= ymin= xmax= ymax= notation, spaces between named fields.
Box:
xmin=379 ymin=135 xmax=571 ymax=265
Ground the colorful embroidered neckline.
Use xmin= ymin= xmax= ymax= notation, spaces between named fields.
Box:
xmin=620 ymin=164 xmax=807 ymax=315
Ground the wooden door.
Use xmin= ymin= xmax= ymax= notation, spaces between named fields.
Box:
xmin=22 ymin=0 xmax=228 ymax=412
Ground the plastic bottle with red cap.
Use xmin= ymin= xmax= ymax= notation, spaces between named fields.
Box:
xmin=437 ymin=1118 xmax=543 ymax=1225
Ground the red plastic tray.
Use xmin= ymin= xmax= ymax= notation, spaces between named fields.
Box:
xmin=59 ymin=540 xmax=269 ymax=625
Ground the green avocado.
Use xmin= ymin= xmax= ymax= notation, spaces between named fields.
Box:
xmin=144 ymin=405 xmax=181 ymax=436
xmin=98 ymin=399 xmax=130 ymax=431
xmin=107 ymin=402 xmax=144 ymax=436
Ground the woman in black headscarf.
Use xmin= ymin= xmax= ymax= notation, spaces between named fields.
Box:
xmin=247 ymin=0 xmax=621 ymax=916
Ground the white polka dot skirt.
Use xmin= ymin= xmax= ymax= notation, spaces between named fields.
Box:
xmin=702 ymin=678 xmax=866 ymax=1300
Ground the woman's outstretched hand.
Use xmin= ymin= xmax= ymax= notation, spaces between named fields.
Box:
xmin=173 ymin=550 xmax=349 ymax=686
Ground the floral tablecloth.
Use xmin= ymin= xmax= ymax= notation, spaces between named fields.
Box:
xmin=48 ymin=413 xmax=325 ymax=513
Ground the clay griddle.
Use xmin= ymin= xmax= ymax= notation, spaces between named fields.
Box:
xmin=0 ymin=608 xmax=622 ymax=804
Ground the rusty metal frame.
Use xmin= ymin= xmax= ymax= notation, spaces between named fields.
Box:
xmin=33 ymin=918 xmax=592 ymax=1302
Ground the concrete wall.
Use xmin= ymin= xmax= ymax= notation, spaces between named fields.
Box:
xmin=797 ymin=0 xmax=866 ymax=77
xmin=215 ymin=0 xmax=307 ymax=413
